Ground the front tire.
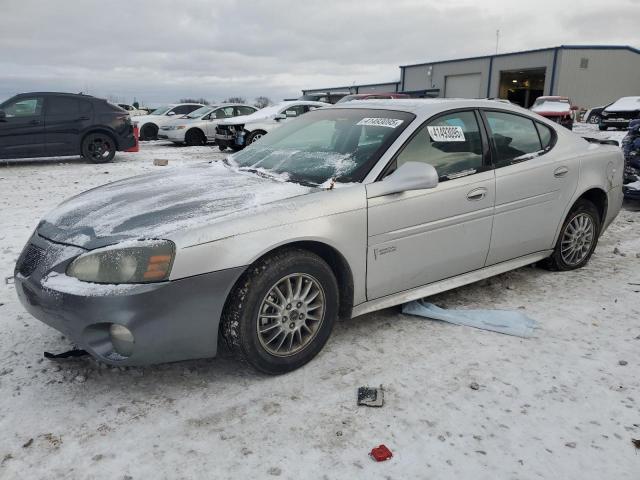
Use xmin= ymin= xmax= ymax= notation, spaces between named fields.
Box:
xmin=598 ymin=125 xmax=608 ymax=131
xmin=246 ymin=130 xmax=266 ymax=145
xmin=541 ymin=199 xmax=600 ymax=271
xmin=588 ymin=113 xmax=601 ymax=124
xmin=81 ymin=133 xmax=116 ymax=163
xmin=221 ymin=248 xmax=339 ymax=374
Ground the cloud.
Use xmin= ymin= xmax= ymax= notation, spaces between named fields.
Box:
xmin=0 ymin=0 xmax=638 ymax=105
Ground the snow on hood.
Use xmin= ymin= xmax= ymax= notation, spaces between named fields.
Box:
xmin=605 ymin=96 xmax=640 ymax=112
xmin=39 ymin=162 xmax=312 ymax=249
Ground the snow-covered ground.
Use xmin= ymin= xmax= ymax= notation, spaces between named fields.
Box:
xmin=0 ymin=126 xmax=638 ymax=479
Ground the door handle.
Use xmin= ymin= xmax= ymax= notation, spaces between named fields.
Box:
xmin=554 ymin=166 xmax=569 ymax=178
xmin=77 ymin=116 xmax=90 ymax=121
xmin=466 ymin=187 xmax=487 ymax=201
xmin=28 ymin=119 xmax=41 ymax=126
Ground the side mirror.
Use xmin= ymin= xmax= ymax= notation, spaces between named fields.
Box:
xmin=367 ymin=161 xmax=439 ymax=198
xmin=167 ymin=111 xmax=176 ymax=116
xmin=285 ymin=110 xmax=297 ymax=117
xmin=275 ymin=113 xmax=287 ymax=120
xmin=0 ymin=110 xmax=5 ymax=121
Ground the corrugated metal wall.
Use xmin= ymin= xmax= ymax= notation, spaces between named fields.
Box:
xmin=489 ymin=49 xmax=556 ymax=97
xmin=556 ymin=49 xmax=640 ymax=108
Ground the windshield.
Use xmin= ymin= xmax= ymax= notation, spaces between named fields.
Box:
xmin=186 ymin=106 xmax=215 ymax=119
xmin=229 ymin=108 xmax=414 ymax=186
xmin=335 ymin=95 xmax=361 ymax=104
xmin=150 ymin=105 xmax=172 ymax=115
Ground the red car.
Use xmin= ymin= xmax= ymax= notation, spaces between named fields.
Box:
xmin=335 ymin=93 xmax=410 ymax=104
xmin=530 ymin=96 xmax=577 ymax=130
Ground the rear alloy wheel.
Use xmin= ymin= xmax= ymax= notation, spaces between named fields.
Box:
xmin=221 ymin=248 xmax=338 ymax=374
xmin=541 ymin=199 xmax=600 ymax=271
xmin=588 ymin=113 xmax=601 ymax=124
xmin=185 ymin=129 xmax=206 ymax=146
xmin=82 ymin=133 xmax=116 ymax=163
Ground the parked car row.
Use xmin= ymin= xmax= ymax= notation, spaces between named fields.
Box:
xmin=215 ymin=100 xmax=329 ymax=151
xmin=158 ymin=104 xmax=257 ymax=145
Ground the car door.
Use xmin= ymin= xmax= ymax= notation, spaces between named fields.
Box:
xmin=366 ymin=109 xmax=496 ymax=299
xmin=204 ymin=106 xmax=235 ymax=138
xmin=44 ymin=96 xmax=93 ymax=156
xmin=0 ymin=95 xmax=45 ymax=159
xmin=481 ymin=110 xmax=579 ymax=265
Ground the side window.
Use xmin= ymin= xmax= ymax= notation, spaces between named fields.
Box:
xmin=485 ymin=111 xmax=543 ymax=167
xmin=283 ymin=105 xmax=306 ymax=117
xmin=214 ymin=107 xmax=235 ymax=119
xmin=79 ymin=100 xmax=93 ymax=115
xmin=535 ymin=122 xmax=554 ymax=150
xmin=396 ymin=110 xmax=484 ymax=180
xmin=235 ymin=106 xmax=256 ymax=116
xmin=172 ymin=105 xmax=199 ymax=115
xmin=2 ymin=97 xmax=44 ymax=117
xmin=47 ymin=97 xmax=79 ymax=116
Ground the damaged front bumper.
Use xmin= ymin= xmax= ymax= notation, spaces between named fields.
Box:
xmin=14 ymin=231 xmax=244 ymax=366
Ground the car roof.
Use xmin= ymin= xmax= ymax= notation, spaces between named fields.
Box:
xmin=14 ymin=92 xmax=96 ymax=99
xmin=278 ymin=100 xmax=330 ymax=107
xmin=329 ymin=98 xmax=533 ymax=116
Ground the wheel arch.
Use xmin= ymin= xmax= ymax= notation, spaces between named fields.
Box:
xmin=576 ymin=187 xmax=608 ymax=225
xmin=80 ymin=128 xmax=119 ymax=150
xmin=227 ymin=240 xmax=355 ymax=321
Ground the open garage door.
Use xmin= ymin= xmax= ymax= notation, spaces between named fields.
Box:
xmin=444 ymin=73 xmax=482 ymax=98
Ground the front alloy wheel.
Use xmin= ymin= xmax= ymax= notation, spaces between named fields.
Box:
xmin=257 ymin=273 xmax=326 ymax=357
xmin=222 ymin=248 xmax=338 ymax=374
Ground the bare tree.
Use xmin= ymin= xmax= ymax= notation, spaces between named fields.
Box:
xmin=223 ymin=96 xmax=247 ymax=104
xmin=254 ymin=96 xmax=272 ymax=108
xmin=179 ymin=97 xmax=210 ymax=105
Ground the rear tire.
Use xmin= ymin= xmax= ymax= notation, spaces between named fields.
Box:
xmin=221 ymin=248 xmax=339 ymax=374
xmin=185 ymin=128 xmax=206 ymax=146
xmin=541 ymin=199 xmax=601 ymax=271
xmin=81 ymin=133 xmax=116 ymax=163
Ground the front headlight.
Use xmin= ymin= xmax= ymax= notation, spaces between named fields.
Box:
xmin=66 ymin=240 xmax=175 ymax=284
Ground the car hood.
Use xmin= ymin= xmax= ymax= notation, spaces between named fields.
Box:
xmin=38 ymin=162 xmax=312 ymax=249
xmin=219 ymin=112 xmax=276 ymax=126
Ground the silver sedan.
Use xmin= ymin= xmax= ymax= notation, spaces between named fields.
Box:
xmin=15 ymin=99 xmax=624 ymax=373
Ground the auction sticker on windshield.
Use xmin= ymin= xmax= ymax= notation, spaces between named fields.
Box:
xmin=356 ymin=118 xmax=404 ymax=128
xmin=427 ymin=125 xmax=466 ymax=142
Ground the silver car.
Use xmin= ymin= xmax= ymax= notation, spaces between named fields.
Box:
xmin=15 ymin=100 xmax=623 ymax=374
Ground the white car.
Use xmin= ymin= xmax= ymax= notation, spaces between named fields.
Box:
xmin=117 ymin=104 xmax=147 ymax=117
xmin=132 ymin=103 xmax=205 ymax=140
xmin=158 ymin=104 xmax=257 ymax=145
xmin=214 ymin=100 xmax=329 ymax=150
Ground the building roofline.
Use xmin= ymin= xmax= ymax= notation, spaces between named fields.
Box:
xmin=400 ymin=44 xmax=640 ymax=69
xmin=302 ymin=80 xmax=400 ymax=94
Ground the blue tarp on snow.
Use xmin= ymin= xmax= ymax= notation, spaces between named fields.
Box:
xmin=402 ymin=300 xmax=537 ymax=338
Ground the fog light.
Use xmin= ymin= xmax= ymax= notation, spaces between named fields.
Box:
xmin=109 ymin=324 xmax=134 ymax=357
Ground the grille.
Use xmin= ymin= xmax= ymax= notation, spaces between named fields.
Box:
xmin=17 ymin=244 xmax=45 ymax=277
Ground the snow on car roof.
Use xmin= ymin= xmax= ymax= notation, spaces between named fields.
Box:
xmin=605 ymin=96 xmax=640 ymax=112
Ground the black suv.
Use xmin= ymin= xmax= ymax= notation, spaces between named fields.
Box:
xmin=0 ymin=92 xmax=136 ymax=163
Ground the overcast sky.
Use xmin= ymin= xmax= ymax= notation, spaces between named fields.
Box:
xmin=1 ymin=0 xmax=638 ymax=106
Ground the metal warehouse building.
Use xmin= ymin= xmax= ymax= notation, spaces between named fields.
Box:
xmin=303 ymin=45 xmax=640 ymax=109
